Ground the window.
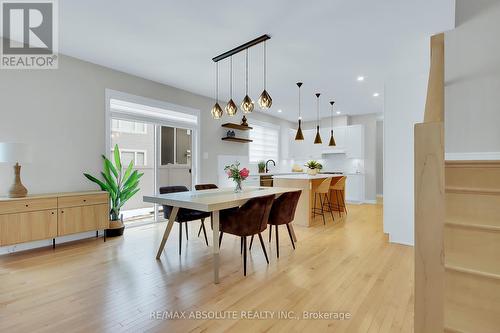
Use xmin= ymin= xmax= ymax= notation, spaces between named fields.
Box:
xmin=160 ymin=126 xmax=192 ymax=166
xmin=249 ymin=122 xmax=279 ymax=162
xmin=112 ymin=149 xmax=147 ymax=166
xmin=111 ymin=119 xmax=147 ymax=134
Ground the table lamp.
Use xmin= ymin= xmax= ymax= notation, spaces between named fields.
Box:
xmin=0 ymin=143 xmax=32 ymax=198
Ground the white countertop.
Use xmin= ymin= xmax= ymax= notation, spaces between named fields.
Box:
xmin=272 ymin=174 xmax=343 ymax=180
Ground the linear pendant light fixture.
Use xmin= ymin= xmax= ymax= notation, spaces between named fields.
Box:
xmin=294 ymin=82 xmax=304 ymax=140
xmin=225 ymin=56 xmax=238 ymax=116
xmin=258 ymin=40 xmax=272 ymax=109
xmin=241 ymin=49 xmax=254 ymax=113
xmin=314 ymin=93 xmax=322 ymax=144
xmin=210 ymin=62 xmax=223 ymax=119
xmin=211 ymin=34 xmax=271 ymax=119
xmin=328 ymin=101 xmax=336 ymax=146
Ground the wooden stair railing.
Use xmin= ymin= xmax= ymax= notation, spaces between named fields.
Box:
xmin=414 ymin=33 xmax=445 ymax=333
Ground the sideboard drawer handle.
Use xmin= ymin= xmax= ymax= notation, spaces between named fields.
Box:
xmin=61 ymin=210 xmax=64 ymax=213
xmin=83 ymin=199 xmax=87 ymax=202
xmin=25 ymin=204 xmax=29 ymax=207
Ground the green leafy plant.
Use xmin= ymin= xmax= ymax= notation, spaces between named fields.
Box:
xmin=84 ymin=145 xmax=144 ymax=221
xmin=257 ymin=160 xmax=266 ymax=172
xmin=304 ymin=160 xmax=323 ymax=170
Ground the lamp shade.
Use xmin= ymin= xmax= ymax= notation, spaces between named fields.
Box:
xmin=0 ymin=143 xmax=32 ymax=164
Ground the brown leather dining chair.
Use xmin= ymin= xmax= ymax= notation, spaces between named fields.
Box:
xmin=194 ymin=183 xmax=218 ymax=242
xmin=250 ymin=190 xmax=302 ymax=258
xmin=218 ymin=194 xmax=274 ymax=276
xmin=159 ymin=186 xmax=211 ymax=255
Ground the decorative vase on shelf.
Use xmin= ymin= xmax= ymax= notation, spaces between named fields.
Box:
xmin=307 ymin=168 xmax=318 ymax=176
xmin=234 ymin=179 xmax=243 ymax=193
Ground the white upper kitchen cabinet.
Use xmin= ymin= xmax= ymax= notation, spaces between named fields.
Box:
xmin=346 ymin=125 xmax=364 ymax=159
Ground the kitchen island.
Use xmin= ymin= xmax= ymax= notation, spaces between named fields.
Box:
xmin=273 ymin=174 xmax=345 ymax=227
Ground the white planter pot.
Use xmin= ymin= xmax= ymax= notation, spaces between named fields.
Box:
xmin=307 ymin=168 xmax=318 ymax=176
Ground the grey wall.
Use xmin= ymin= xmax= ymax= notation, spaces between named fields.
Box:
xmin=0 ymin=46 xmax=293 ymax=196
xmin=445 ymin=0 xmax=500 ymax=155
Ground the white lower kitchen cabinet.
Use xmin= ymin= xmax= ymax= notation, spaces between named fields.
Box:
xmin=345 ymin=173 xmax=365 ymax=203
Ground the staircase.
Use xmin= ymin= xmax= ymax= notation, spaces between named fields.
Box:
xmin=444 ymin=161 xmax=500 ymax=333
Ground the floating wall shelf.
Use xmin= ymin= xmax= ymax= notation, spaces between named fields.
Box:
xmin=221 ymin=123 xmax=253 ymax=131
xmin=221 ymin=137 xmax=253 ymax=143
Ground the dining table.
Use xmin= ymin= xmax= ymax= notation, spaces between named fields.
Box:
xmin=143 ymin=186 xmax=300 ymax=284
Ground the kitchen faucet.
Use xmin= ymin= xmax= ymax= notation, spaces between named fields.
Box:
xmin=265 ymin=159 xmax=276 ymax=173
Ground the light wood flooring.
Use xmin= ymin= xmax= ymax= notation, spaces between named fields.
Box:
xmin=0 ymin=204 xmax=414 ymax=332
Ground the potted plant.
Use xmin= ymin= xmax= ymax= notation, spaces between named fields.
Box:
xmin=83 ymin=144 xmax=143 ymax=237
xmin=304 ymin=160 xmax=323 ymax=176
xmin=257 ymin=160 xmax=266 ymax=173
xmin=224 ymin=161 xmax=250 ymax=192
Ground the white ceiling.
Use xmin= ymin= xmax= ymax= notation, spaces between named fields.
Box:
xmin=59 ymin=0 xmax=455 ymax=121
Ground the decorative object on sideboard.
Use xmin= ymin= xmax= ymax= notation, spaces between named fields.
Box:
xmin=241 ymin=115 xmax=249 ymax=126
xmin=258 ymin=40 xmax=272 ymax=109
xmin=224 ymin=161 xmax=249 ymax=193
xmin=241 ymin=49 xmax=255 ymax=113
xmin=314 ymin=93 xmax=323 ymax=144
xmin=0 ymin=142 xmax=32 ymax=198
xmin=83 ymin=144 xmax=144 ymax=237
xmin=210 ymin=62 xmax=223 ymax=119
xmin=329 ymin=101 xmax=337 ymax=147
xmin=225 ymin=56 xmax=238 ymax=116
xmin=305 ymin=160 xmax=323 ymax=176
xmin=295 ymin=82 xmax=304 ymax=140
xmin=258 ymin=160 xmax=266 ymax=173
xmin=211 ymin=34 xmax=271 ymax=119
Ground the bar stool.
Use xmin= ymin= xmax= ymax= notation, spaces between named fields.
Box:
xmin=330 ymin=176 xmax=348 ymax=216
xmin=311 ymin=177 xmax=335 ymax=225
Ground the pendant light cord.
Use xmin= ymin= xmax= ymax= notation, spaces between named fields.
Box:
xmin=263 ymin=41 xmax=266 ymax=90
xmin=298 ymin=86 xmax=301 ymax=119
xmin=230 ymin=56 xmax=233 ymax=98
xmin=215 ymin=62 xmax=219 ymax=103
xmin=316 ymin=94 xmax=320 ymax=126
xmin=245 ymin=49 xmax=249 ymax=95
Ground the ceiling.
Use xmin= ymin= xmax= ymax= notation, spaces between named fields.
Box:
xmin=59 ymin=0 xmax=455 ymax=121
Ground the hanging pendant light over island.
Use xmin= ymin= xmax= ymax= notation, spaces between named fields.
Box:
xmin=295 ymin=82 xmax=304 ymax=140
xmin=314 ymin=93 xmax=322 ymax=144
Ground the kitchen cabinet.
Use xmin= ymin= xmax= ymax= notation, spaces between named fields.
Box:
xmin=289 ymin=125 xmax=364 ymax=160
xmin=346 ymin=125 xmax=364 ymax=159
xmin=346 ymin=174 xmax=365 ymax=202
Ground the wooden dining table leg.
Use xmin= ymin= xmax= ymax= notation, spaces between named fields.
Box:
xmin=212 ymin=210 xmax=220 ymax=284
xmin=156 ymin=207 xmax=179 ymax=259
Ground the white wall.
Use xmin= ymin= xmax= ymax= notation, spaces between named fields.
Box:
xmin=0 ymin=47 xmax=293 ymax=198
xmin=445 ymin=0 xmax=500 ymax=157
xmin=383 ymin=72 xmax=428 ymax=245
xmin=376 ymin=120 xmax=384 ymax=196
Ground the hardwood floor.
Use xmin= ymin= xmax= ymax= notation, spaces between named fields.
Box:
xmin=0 ymin=204 xmax=414 ymax=332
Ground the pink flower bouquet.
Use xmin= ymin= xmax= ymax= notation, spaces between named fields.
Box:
xmin=224 ymin=161 xmax=249 ymax=192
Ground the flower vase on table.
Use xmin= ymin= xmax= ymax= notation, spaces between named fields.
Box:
xmin=224 ymin=161 xmax=249 ymax=193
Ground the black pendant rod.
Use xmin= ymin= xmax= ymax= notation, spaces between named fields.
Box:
xmin=212 ymin=34 xmax=271 ymax=63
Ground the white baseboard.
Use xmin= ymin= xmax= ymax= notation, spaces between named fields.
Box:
xmin=445 ymin=152 xmax=500 ymax=161
xmin=0 ymin=230 xmax=106 ymax=255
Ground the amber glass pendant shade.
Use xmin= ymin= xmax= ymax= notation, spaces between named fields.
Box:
xmin=258 ymin=90 xmax=272 ymax=109
xmin=225 ymin=99 xmax=238 ymax=116
xmin=314 ymin=125 xmax=322 ymax=144
xmin=329 ymin=130 xmax=336 ymax=146
xmin=211 ymin=102 xmax=223 ymax=119
xmin=241 ymin=95 xmax=254 ymax=113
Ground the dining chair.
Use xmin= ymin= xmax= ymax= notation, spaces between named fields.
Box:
xmin=159 ymin=186 xmax=211 ymax=255
xmin=250 ymin=190 xmax=302 ymax=258
xmin=311 ymin=177 xmax=335 ymax=225
xmin=194 ymin=183 xmax=218 ymax=240
xmin=329 ymin=176 xmax=348 ymax=216
xmin=218 ymin=194 xmax=274 ymax=276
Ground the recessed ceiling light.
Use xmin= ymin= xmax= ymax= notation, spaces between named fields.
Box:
xmin=277 ymin=109 xmax=282 ymax=113
xmin=357 ymin=76 xmax=365 ymax=82
xmin=336 ymin=111 xmax=341 ymax=115
xmin=373 ymin=92 xmax=380 ymax=97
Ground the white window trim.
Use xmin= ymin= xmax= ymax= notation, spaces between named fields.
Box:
xmin=112 ymin=148 xmax=147 ymax=167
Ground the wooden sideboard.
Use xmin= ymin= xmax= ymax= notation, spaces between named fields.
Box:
xmin=0 ymin=191 xmax=109 ymax=247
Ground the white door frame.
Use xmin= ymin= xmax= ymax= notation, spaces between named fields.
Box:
xmin=104 ymin=89 xmax=201 ymax=221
